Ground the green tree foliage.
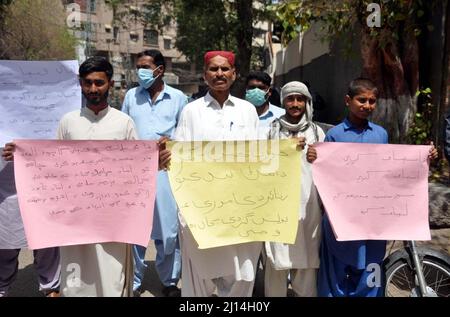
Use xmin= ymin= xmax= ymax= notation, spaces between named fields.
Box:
xmin=270 ymin=0 xmax=441 ymax=143
xmin=173 ymin=0 xmax=232 ymax=66
xmin=0 ymin=0 xmax=12 ymax=15
xmin=0 ymin=0 xmax=13 ymax=34
xmin=114 ymin=0 xmax=273 ymax=96
xmin=270 ymin=0 xmax=437 ymax=46
xmin=0 ymin=0 xmax=77 ymax=60
xmin=408 ymin=88 xmax=433 ymax=145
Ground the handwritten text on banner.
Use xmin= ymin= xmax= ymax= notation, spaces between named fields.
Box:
xmin=0 ymin=60 xmax=80 ymax=145
xmin=312 ymin=142 xmax=431 ymax=241
xmin=13 ymin=140 xmax=158 ymax=249
xmin=168 ymin=139 xmax=301 ymax=249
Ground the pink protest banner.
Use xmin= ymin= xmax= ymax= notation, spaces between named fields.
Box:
xmin=13 ymin=140 xmax=158 ymax=249
xmin=312 ymin=142 xmax=431 ymax=241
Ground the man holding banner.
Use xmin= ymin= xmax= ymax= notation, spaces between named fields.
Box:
xmin=264 ymin=81 xmax=325 ymax=297
xmin=307 ymin=78 xmax=438 ymax=297
xmin=174 ymin=51 xmax=262 ymax=297
xmin=56 ymin=57 xmax=139 ymax=297
xmin=3 ymin=57 xmax=139 ymax=297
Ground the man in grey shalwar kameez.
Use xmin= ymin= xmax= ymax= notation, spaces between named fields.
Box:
xmin=0 ymin=150 xmax=61 ymax=297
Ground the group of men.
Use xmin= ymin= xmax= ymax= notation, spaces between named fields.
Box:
xmin=0 ymin=48 xmax=441 ymax=298
xmin=0 ymin=49 xmax=292 ymax=297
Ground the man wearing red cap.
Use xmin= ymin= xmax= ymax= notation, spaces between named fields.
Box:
xmin=174 ymin=51 xmax=261 ymax=297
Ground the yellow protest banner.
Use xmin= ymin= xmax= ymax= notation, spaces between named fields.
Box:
xmin=168 ymin=139 xmax=301 ymax=249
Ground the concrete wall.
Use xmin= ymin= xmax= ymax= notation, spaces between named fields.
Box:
xmin=274 ymin=24 xmax=363 ymax=124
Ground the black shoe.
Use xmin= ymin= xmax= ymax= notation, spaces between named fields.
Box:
xmin=162 ymin=285 xmax=181 ymax=297
xmin=133 ymin=289 xmax=142 ymax=297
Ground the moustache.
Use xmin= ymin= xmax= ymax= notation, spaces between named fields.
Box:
xmin=288 ymin=106 xmax=303 ymax=111
xmin=213 ymin=77 xmax=227 ymax=82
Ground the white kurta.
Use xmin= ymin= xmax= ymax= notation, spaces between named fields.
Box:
xmin=265 ymin=121 xmax=325 ymax=270
xmin=174 ymin=92 xmax=262 ymax=295
xmin=57 ymin=106 xmax=138 ymax=297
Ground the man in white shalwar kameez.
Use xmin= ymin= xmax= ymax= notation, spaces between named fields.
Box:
xmin=174 ymin=51 xmax=262 ymax=297
xmin=3 ymin=57 xmax=138 ymax=297
xmin=264 ymin=81 xmax=325 ymax=297
xmin=56 ymin=57 xmax=139 ymax=297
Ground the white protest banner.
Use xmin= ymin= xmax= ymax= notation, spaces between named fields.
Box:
xmin=0 ymin=60 xmax=80 ymax=145
xmin=0 ymin=60 xmax=80 ymax=248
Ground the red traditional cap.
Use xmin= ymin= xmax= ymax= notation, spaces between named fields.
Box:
xmin=204 ymin=51 xmax=235 ymax=66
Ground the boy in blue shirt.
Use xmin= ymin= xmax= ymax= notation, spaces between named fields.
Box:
xmin=307 ymin=78 xmax=437 ymax=296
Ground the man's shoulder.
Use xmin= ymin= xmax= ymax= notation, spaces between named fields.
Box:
xmin=124 ymin=86 xmax=140 ymax=96
xmin=368 ymin=120 xmax=388 ymax=133
xmin=109 ymin=106 xmax=133 ymax=120
xmin=181 ymin=96 xmax=205 ymax=114
xmin=60 ymin=108 xmax=82 ymax=120
xmin=122 ymin=87 xmax=141 ymax=105
xmin=230 ymin=95 xmax=257 ymax=110
xmin=186 ymin=96 xmax=205 ymax=106
xmin=269 ymin=117 xmax=282 ymax=129
xmin=164 ymin=83 xmax=185 ymax=97
xmin=326 ymin=121 xmax=346 ymax=134
xmin=269 ymin=104 xmax=285 ymax=116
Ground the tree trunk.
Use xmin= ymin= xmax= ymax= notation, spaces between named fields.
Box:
xmin=231 ymin=0 xmax=253 ymax=98
xmin=360 ymin=30 xmax=419 ymax=143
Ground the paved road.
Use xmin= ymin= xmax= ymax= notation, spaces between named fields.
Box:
xmin=8 ymin=229 xmax=450 ymax=297
xmin=8 ymin=242 xmax=164 ymax=297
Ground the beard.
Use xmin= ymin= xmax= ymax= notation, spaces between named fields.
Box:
xmin=83 ymin=90 xmax=109 ymax=106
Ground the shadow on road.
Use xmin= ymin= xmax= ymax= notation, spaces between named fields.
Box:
xmin=8 ymin=260 xmax=164 ymax=297
xmin=139 ymin=260 xmax=165 ymax=297
xmin=8 ymin=264 xmax=43 ymax=297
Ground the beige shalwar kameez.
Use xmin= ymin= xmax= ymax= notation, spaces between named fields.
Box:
xmin=57 ymin=106 xmax=137 ymax=297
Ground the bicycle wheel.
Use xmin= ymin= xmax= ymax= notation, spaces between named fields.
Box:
xmin=385 ymin=254 xmax=450 ymax=297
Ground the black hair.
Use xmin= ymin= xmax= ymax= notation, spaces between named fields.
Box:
xmin=79 ymin=56 xmax=113 ymax=80
xmin=347 ymin=77 xmax=378 ymax=98
xmin=246 ymin=71 xmax=272 ymax=87
xmin=137 ymin=49 xmax=166 ymax=69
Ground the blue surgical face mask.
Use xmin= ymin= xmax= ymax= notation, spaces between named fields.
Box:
xmin=245 ymin=88 xmax=268 ymax=107
xmin=137 ymin=67 xmax=160 ymax=89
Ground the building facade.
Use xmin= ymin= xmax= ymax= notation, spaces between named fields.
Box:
xmin=63 ymin=0 xmax=275 ymax=107
xmin=63 ymin=0 xmax=195 ymax=108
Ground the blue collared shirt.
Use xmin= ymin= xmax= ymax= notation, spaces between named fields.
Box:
xmin=257 ymin=103 xmax=285 ymax=138
xmin=121 ymin=83 xmax=187 ymax=252
xmin=324 ymin=117 xmax=388 ymax=144
xmin=121 ymin=83 xmax=187 ymax=140
xmin=259 ymin=103 xmax=285 ymax=124
xmin=318 ymin=117 xmax=388 ymax=297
